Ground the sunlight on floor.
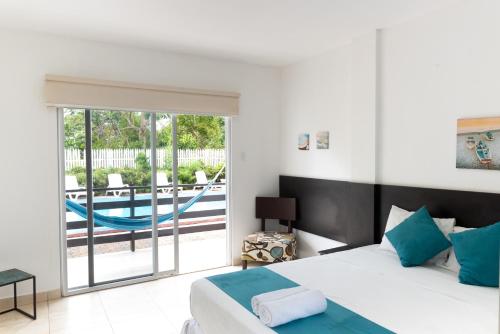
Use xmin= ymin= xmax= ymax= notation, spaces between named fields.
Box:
xmin=0 ymin=266 xmax=239 ymax=334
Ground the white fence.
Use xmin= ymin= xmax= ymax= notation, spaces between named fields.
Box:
xmin=65 ymin=148 xmax=225 ymax=170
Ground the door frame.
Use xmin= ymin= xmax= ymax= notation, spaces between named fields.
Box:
xmin=58 ymin=109 xmax=231 ymax=296
xmin=224 ymin=118 xmax=233 ymax=266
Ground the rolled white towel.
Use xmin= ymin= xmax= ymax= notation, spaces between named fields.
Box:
xmin=258 ymin=289 xmax=327 ymax=328
xmin=251 ymin=286 xmax=308 ymax=315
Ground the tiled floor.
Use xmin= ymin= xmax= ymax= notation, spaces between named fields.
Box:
xmin=0 ymin=266 xmax=239 ymax=334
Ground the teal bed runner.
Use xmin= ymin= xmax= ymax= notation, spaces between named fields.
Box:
xmin=207 ymin=267 xmax=394 ymax=334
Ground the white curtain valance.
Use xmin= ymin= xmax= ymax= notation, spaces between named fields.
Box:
xmin=44 ymin=75 xmax=239 ymax=116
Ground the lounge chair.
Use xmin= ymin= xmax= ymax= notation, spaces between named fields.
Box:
xmin=157 ymin=172 xmax=183 ymax=194
xmin=106 ymin=174 xmax=131 ymax=197
xmin=65 ymin=175 xmax=87 ymax=200
xmin=193 ymin=170 xmax=223 ymax=191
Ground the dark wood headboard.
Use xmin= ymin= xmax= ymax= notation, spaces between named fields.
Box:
xmin=375 ymin=184 xmax=500 ymax=243
xmin=280 ymin=175 xmax=500 ymax=245
xmin=279 ymin=176 xmax=375 ymax=246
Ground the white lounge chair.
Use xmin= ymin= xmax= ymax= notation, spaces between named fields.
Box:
xmin=157 ymin=172 xmax=183 ymax=194
xmin=65 ymin=175 xmax=87 ymax=200
xmin=193 ymin=170 xmax=223 ymax=191
xmin=106 ymin=174 xmax=131 ymax=197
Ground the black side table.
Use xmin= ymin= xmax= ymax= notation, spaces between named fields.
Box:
xmin=0 ymin=269 xmax=36 ymax=320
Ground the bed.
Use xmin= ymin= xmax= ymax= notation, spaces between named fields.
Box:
xmin=189 ymin=245 xmax=498 ymax=334
xmin=187 ymin=180 xmax=500 ymax=334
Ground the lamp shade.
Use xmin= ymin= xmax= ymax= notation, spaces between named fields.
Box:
xmin=256 ymin=197 xmax=296 ymax=221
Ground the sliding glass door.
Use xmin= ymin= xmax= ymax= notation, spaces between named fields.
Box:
xmin=62 ymin=109 xmax=173 ymax=291
xmin=63 ymin=108 xmax=90 ymax=289
xmin=90 ymin=110 xmax=155 ymax=284
xmin=60 ymin=108 xmax=228 ymax=293
xmin=175 ymin=114 xmax=227 ymax=273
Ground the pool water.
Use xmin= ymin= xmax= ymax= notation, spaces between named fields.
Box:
xmin=66 ymin=189 xmax=226 ymax=233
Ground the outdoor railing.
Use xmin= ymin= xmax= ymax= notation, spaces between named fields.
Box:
xmin=65 ymin=184 xmax=226 ymax=250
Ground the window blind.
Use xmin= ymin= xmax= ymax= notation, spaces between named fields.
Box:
xmin=45 ymin=75 xmax=239 ymax=116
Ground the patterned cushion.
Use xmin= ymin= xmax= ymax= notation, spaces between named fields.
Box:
xmin=241 ymin=232 xmax=296 ymax=263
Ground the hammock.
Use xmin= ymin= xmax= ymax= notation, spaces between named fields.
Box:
xmin=66 ymin=166 xmax=225 ymax=231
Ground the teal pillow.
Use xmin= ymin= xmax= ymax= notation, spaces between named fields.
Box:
xmin=385 ymin=206 xmax=451 ymax=267
xmin=449 ymin=222 xmax=500 ymax=287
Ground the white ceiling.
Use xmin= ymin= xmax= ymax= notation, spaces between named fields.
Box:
xmin=0 ymin=0 xmax=458 ymax=66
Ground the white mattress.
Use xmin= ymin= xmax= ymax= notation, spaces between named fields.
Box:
xmin=190 ymin=245 xmax=499 ymax=334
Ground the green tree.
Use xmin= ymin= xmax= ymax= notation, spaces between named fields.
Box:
xmin=155 ymin=115 xmax=225 ymax=149
xmin=64 ymin=110 xmax=86 ymax=150
xmin=91 ymin=111 xmax=151 ymax=149
xmin=176 ymin=115 xmax=225 ymax=149
xmin=64 ymin=109 xmax=225 ymax=150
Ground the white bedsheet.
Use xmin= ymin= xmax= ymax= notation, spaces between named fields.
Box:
xmin=190 ymin=245 xmax=499 ymax=334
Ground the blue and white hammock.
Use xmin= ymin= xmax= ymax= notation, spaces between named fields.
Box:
xmin=65 ymin=167 xmax=224 ymax=231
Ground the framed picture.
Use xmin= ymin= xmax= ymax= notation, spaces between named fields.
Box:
xmin=316 ymin=131 xmax=329 ymax=149
xmin=456 ymin=117 xmax=499 ymax=170
xmin=298 ymin=133 xmax=310 ymax=150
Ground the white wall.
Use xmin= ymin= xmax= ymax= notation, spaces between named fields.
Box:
xmin=0 ymin=29 xmax=281 ymax=294
xmin=279 ymin=34 xmax=377 ymax=255
xmin=280 ymin=34 xmax=377 ymax=183
xmin=280 ymin=0 xmax=500 ymax=255
xmin=350 ymin=33 xmax=378 ymax=184
xmin=280 ymin=45 xmax=353 ymax=181
xmin=378 ymin=0 xmax=500 ymax=193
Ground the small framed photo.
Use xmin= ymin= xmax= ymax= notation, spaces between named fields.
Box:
xmin=298 ymin=133 xmax=310 ymax=150
xmin=316 ymin=131 xmax=329 ymax=149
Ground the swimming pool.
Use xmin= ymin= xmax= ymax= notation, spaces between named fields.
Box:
xmin=66 ymin=189 xmax=226 ymax=233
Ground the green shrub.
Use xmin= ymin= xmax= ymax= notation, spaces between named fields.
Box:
xmin=70 ymin=166 xmax=86 ymax=174
xmin=135 ymin=152 xmax=151 ymax=172
xmin=66 ymin=160 xmax=225 ymax=194
xmin=178 ymin=160 xmax=204 ymax=184
xmin=164 ymin=149 xmax=173 ymax=169
xmin=177 ymin=161 xmax=225 ymax=184
xmin=92 ymin=168 xmax=111 ymax=190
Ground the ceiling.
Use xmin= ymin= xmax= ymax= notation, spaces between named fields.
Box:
xmin=0 ymin=0 xmax=458 ymax=66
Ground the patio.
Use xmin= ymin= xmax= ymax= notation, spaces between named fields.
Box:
xmin=65 ymin=187 xmax=227 ymax=289
xmin=67 ymin=229 xmax=227 ymax=288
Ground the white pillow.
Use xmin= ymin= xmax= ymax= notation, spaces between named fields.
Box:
xmin=380 ymin=206 xmax=412 ymax=252
xmin=380 ymin=205 xmax=456 ymax=265
xmin=440 ymin=226 xmax=473 ymax=273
